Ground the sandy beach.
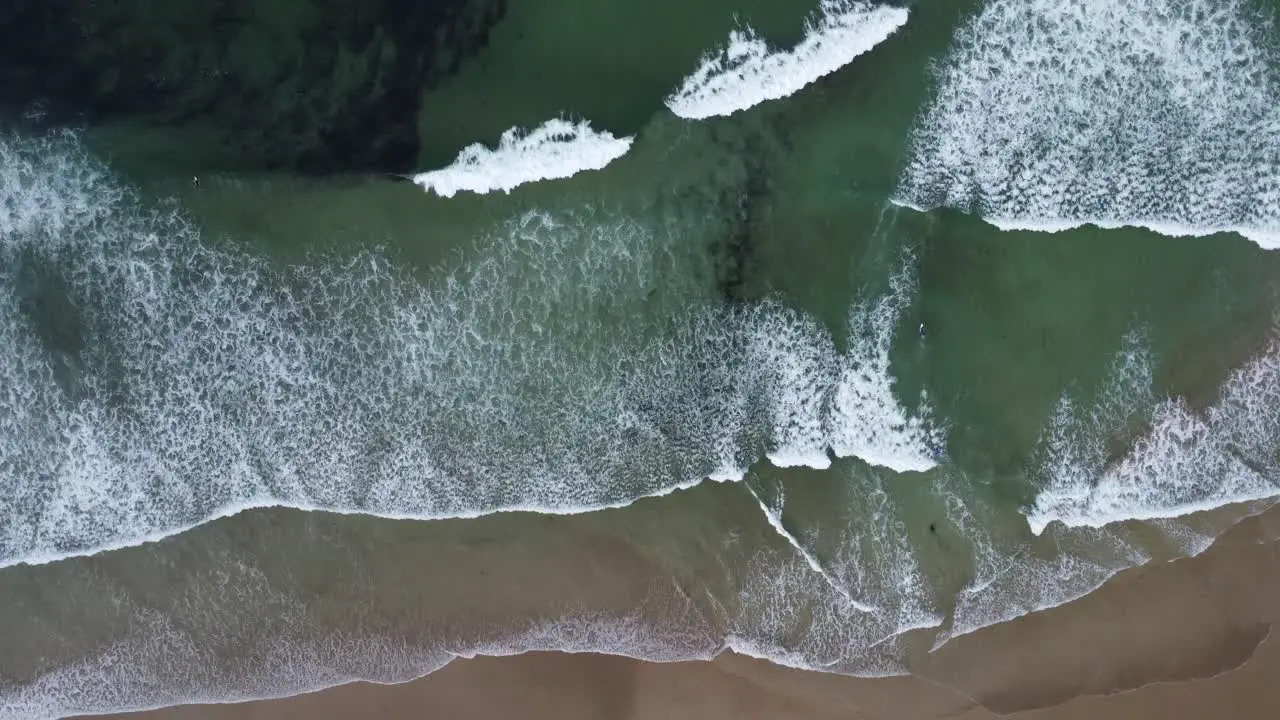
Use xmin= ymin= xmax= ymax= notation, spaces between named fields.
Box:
xmin=95 ymin=502 xmax=1280 ymax=720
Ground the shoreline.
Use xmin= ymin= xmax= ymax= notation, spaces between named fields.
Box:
xmin=94 ymin=503 xmax=1280 ymax=720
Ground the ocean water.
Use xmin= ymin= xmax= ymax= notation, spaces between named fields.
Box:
xmin=3 ymin=0 xmax=1280 ymax=717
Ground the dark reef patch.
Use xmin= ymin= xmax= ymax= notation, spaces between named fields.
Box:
xmin=717 ymin=156 xmax=769 ymax=305
xmin=705 ymin=122 xmax=792 ymax=307
xmin=0 ymin=0 xmax=508 ymax=174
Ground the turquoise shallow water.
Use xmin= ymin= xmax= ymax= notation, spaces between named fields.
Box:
xmin=3 ymin=0 xmax=1280 ymax=716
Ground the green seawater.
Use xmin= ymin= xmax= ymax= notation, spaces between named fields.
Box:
xmin=2 ymin=0 xmax=1280 ymax=716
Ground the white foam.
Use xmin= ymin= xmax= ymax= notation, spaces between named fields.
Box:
xmin=0 ymin=130 xmax=942 ymax=569
xmin=412 ymin=118 xmax=633 ymax=197
xmin=460 ymin=602 xmax=721 ymax=665
xmin=747 ymin=258 xmax=944 ymax=475
xmin=5 ymin=530 xmax=719 ymax=718
xmin=988 ymin=217 xmax=1280 ymax=250
xmin=728 ymin=472 xmax=941 ymax=676
xmin=894 ymin=0 xmax=1280 ymax=249
xmin=945 ymin=525 xmax=1151 ymax=643
xmin=666 ymin=1 xmax=908 ymax=120
xmin=0 ymin=131 xmax=711 ymax=568
xmin=1 ymin=508 xmax=932 ymax=718
xmin=750 ymin=305 xmax=840 ymax=470
xmin=824 ymin=259 xmax=943 ymax=473
xmin=938 ymin=328 xmax=1280 ymax=644
xmin=1028 ymin=332 xmax=1280 ymax=534
xmin=730 ymin=551 xmax=900 ymax=674
xmin=0 ymin=580 xmax=455 ymax=719
xmin=939 ymin=485 xmax=1276 ymax=645
xmin=821 ymin=473 xmax=943 ymax=642
xmin=853 ymin=483 xmax=942 ymax=638
xmin=745 ymin=483 xmax=877 ymax=613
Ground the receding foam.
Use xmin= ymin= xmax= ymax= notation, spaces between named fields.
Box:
xmin=666 ymin=0 xmax=909 ymax=120
xmin=730 ymin=470 xmax=941 ymax=676
xmin=745 ymin=483 xmax=876 ymax=613
xmin=412 ymin=118 xmax=633 ymax=197
xmin=0 ymin=130 xmax=955 ymax=716
xmin=934 ymin=329 xmax=1280 ymax=645
xmin=894 ymin=0 xmax=1280 ymax=248
xmin=1028 ymin=332 xmax=1280 ymax=534
xmin=0 ymin=468 xmax=945 ymax=718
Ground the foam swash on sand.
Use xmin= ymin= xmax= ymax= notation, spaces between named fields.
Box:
xmin=936 ymin=329 xmax=1280 ymax=643
xmin=666 ymin=0 xmax=909 ymax=120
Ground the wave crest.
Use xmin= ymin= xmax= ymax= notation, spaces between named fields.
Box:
xmin=666 ymin=0 xmax=908 ymax=120
xmin=413 ymin=118 xmax=634 ymax=197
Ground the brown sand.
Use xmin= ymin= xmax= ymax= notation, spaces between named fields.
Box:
xmin=98 ymin=503 xmax=1280 ymax=720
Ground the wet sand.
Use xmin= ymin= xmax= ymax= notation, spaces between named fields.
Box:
xmin=99 ymin=502 xmax=1280 ymax=720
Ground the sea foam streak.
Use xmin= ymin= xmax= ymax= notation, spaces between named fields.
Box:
xmin=937 ymin=330 xmax=1280 ymax=643
xmin=666 ymin=0 xmax=908 ymax=120
xmin=0 ymin=468 xmax=943 ymax=718
xmin=0 ymin=130 xmax=940 ymax=569
xmin=751 ymin=259 xmax=943 ymax=474
xmin=1028 ymin=332 xmax=1280 ymax=534
xmin=894 ymin=0 xmax=1280 ymax=248
xmin=413 ymin=118 xmax=633 ymax=197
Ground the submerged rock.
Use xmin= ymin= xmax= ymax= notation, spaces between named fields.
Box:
xmin=710 ymin=129 xmax=781 ymax=305
xmin=0 ymin=0 xmax=507 ymax=174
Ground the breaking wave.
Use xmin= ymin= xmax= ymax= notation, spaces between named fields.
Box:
xmin=665 ymin=0 xmax=908 ymax=120
xmin=412 ymin=118 xmax=634 ymax=197
xmin=752 ymin=260 xmax=943 ymax=474
xmin=894 ymin=0 xmax=1280 ymax=248
xmin=1028 ymin=330 xmax=1280 ymax=534
xmin=938 ymin=328 xmax=1280 ymax=642
xmin=0 ymin=129 xmax=940 ymax=569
